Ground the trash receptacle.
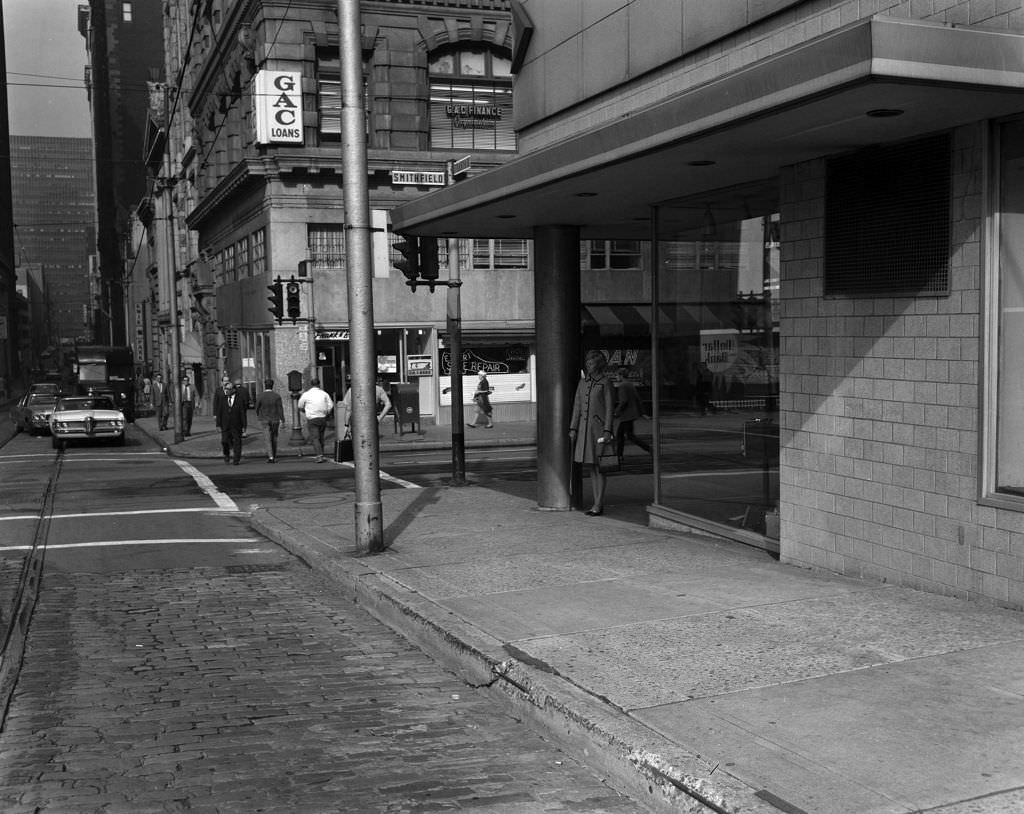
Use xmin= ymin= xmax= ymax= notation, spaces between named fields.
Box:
xmin=391 ymin=383 xmax=420 ymax=435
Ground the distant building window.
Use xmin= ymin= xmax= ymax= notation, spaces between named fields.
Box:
xmin=472 ymin=238 xmax=529 ymax=270
xmin=308 ymin=225 xmax=345 ymax=270
xmin=585 ymin=240 xmax=642 ymax=271
xmin=251 ymin=228 xmax=266 ymax=276
xmin=316 ymin=51 xmax=367 ymax=139
xmin=235 ymin=237 xmax=249 ymax=279
xmin=122 ymin=2 xmax=133 ymax=22
xmin=429 ymin=46 xmax=514 ymax=151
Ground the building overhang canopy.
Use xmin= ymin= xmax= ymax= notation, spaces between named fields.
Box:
xmin=390 ymin=16 xmax=1024 ymax=241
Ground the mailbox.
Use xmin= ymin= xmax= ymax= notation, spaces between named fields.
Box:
xmin=390 ymin=383 xmax=420 ymax=435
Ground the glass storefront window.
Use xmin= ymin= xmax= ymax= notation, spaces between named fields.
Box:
xmin=995 ymin=119 xmax=1024 ymax=496
xmin=654 ymin=185 xmax=780 ymax=537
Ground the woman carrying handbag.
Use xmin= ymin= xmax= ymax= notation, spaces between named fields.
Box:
xmin=568 ymin=349 xmax=616 ymax=516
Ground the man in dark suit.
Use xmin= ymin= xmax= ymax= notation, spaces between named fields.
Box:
xmin=216 ymin=380 xmax=248 ymax=464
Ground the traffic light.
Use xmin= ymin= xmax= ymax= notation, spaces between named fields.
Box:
xmin=420 ymin=237 xmax=440 ymax=285
xmin=286 ymin=280 xmax=301 ymax=322
xmin=394 ymin=235 xmax=419 ymax=285
xmin=267 ymin=279 xmax=284 ymax=322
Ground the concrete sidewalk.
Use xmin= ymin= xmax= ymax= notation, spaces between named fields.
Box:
xmin=136 ymin=415 xmax=1024 ymax=814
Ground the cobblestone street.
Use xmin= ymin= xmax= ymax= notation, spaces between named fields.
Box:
xmin=0 ymin=556 xmax=639 ymax=813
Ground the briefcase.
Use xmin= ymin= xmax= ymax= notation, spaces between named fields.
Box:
xmin=335 ymin=436 xmax=354 ymax=462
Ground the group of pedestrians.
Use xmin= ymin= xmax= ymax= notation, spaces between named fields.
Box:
xmin=150 ymin=373 xmax=199 ymax=436
xmin=198 ymin=373 xmax=394 ymax=465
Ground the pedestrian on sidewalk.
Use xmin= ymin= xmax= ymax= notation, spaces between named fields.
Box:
xmin=255 ymin=379 xmax=284 ymax=463
xmin=216 ymin=381 xmax=247 ymax=464
xmin=341 ymin=376 xmax=392 ymax=432
xmin=569 ymin=349 xmax=615 ymax=516
xmin=468 ymin=370 xmax=494 ymax=428
xmin=613 ymin=367 xmax=651 ymax=456
xmin=179 ymin=374 xmax=198 ymax=436
xmin=212 ymin=374 xmax=231 ymax=419
xmin=297 ymin=377 xmax=333 ymax=463
xmin=152 ymin=373 xmax=169 ymax=430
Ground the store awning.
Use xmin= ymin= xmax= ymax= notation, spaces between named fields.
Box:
xmin=582 ymin=303 xmax=738 ymax=336
xmin=390 ymin=16 xmax=1024 ymax=240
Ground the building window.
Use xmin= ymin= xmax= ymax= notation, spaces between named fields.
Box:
xmin=472 ymin=238 xmax=529 ymax=270
xmin=309 ymin=225 xmax=345 ymax=270
xmin=585 ymin=240 xmax=642 ymax=271
xmin=235 ymin=237 xmax=249 ymax=279
xmin=429 ymin=46 xmax=514 ymax=151
xmin=122 ymin=1 xmax=133 ymax=22
xmin=316 ymin=51 xmax=367 ymax=139
xmin=251 ymin=228 xmax=266 ymax=277
xmin=994 ymin=118 xmax=1024 ymax=498
xmin=223 ymin=244 xmax=235 ymax=282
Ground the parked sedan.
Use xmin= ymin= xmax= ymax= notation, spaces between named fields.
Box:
xmin=10 ymin=393 xmax=59 ymax=435
xmin=49 ymin=395 xmax=127 ymax=449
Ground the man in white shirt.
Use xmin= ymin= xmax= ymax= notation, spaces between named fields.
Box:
xmin=296 ymin=377 xmax=334 ymax=463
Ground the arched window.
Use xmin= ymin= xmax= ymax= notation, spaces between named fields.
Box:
xmin=429 ymin=46 xmax=514 ymax=151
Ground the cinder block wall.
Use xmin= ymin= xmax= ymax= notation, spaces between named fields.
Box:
xmin=777 ymin=124 xmax=1024 ymax=608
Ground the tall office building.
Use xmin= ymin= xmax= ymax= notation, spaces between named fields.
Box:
xmin=10 ymin=135 xmax=95 ymax=353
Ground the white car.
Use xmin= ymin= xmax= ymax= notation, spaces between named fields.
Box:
xmin=50 ymin=395 xmax=127 ymax=449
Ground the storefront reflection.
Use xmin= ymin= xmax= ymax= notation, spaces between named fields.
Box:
xmin=654 ymin=187 xmax=780 ymax=542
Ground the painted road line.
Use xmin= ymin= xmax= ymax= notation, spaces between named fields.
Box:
xmin=332 ymin=460 xmax=421 ymax=489
xmin=0 ymin=507 xmax=240 ymax=523
xmin=0 ymin=538 xmax=261 ymax=552
xmin=173 ymin=459 xmax=239 ymax=511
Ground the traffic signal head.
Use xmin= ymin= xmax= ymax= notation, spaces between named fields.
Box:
xmin=267 ymin=280 xmax=284 ymax=322
xmin=420 ymin=237 xmax=440 ymax=285
xmin=394 ymin=236 xmax=420 ymax=284
xmin=286 ymin=281 xmax=301 ymax=322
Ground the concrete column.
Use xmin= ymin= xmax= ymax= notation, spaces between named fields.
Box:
xmin=534 ymin=226 xmax=580 ymax=510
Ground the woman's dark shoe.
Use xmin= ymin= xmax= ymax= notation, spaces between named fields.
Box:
xmin=584 ymin=507 xmax=603 ymax=517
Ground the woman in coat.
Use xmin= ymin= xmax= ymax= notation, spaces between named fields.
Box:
xmin=569 ymin=349 xmax=616 ymax=516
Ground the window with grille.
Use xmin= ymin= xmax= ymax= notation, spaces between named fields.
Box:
xmin=429 ymin=46 xmax=514 ymax=151
xmin=825 ymin=134 xmax=951 ymax=296
xmin=308 ymin=225 xmax=345 ymax=270
xmin=472 ymin=238 xmax=529 ymax=270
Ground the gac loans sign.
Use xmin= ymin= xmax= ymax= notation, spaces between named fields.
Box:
xmin=254 ymin=70 xmax=303 ymax=144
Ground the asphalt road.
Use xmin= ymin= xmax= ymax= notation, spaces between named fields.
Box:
xmin=0 ymin=421 xmax=642 ymax=813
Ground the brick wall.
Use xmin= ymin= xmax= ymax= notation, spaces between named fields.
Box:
xmin=778 ymin=123 xmax=1024 ymax=609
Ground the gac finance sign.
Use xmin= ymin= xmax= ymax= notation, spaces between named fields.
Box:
xmin=254 ymin=70 xmax=303 ymax=144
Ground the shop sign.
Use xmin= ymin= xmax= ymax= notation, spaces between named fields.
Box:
xmin=440 ymin=346 xmax=528 ymax=376
xmin=407 ymin=354 xmax=433 ymax=377
xmin=700 ymin=329 xmax=739 ymax=373
xmin=390 ymin=170 xmax=445 ymax=186
xmin=254 ymin=70 xmax=303 ymax=144
xmin=316 ymin=329 xmax=350 ymax=341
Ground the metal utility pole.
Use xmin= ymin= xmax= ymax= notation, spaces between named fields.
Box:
xmin=446 ymin=239 xmax=466 ymax=484
xmin=339 ymin=0 xmax=384 ymax=553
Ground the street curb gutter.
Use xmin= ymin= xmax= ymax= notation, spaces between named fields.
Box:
xmin=250 ymin=508 xmax=779 ymax=814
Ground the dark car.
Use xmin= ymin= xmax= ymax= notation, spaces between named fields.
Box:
xmin=10 ymin=392 xmax=59 ymax=436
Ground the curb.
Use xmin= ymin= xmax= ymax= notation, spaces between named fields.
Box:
xmin=250 ymin=506 xmax=779 ymax=814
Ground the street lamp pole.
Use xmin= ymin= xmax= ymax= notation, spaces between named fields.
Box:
xmin=339 ymin=0 xmax=384 ymax=553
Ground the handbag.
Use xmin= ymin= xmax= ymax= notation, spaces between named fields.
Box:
xmin=597 ymin=445 xmax=620 ymax=474
xmin=335 ymin=430 xmax=354 ymax=462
